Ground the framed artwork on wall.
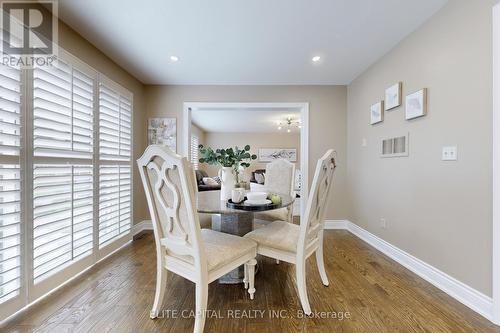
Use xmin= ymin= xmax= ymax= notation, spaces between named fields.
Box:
xmin=385 ymin=82 xmax=402 ymax=110
xmin=258 ymin=148 xmax=297 ymax=162
xmin=148 ymin=117 xmax=177 ymax=152
xmin=405 ymin=88 xmax=427 ymax=120
xmin=370 ymin=101 xmax=384 ymax=125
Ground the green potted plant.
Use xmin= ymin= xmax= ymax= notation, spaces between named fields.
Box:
xmin=198 ymin=144 xmax=257 ymax=200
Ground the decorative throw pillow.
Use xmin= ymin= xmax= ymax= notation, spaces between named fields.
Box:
xmin=255 ymin=173 xmax=265 ymax=184
xmin=212 ymin=176 xmax=221 ymax=184
xmin=202 ymin=177 xmax=218 ymax=186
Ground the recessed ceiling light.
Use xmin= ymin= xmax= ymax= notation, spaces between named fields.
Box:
xmin=312 ymin=56 xmax=321 ymax=62
xmin=170 ymin=55 xmax=179 ymax=62
xmin=278 ymin=126 xmax=282 ymax=130
xmin=287 ymin=128 xmax=291 ymax=133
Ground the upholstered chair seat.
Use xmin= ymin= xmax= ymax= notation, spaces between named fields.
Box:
xmin=170 ymin=229 xmax=257 ymax=271
xmin=244 ymin=221 xmax=299 ymax=253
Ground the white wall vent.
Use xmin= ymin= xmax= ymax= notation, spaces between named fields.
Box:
xmin=381 ymin=133 xmax=409 ymax=158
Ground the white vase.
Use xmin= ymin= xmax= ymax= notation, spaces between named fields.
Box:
xmin=218 ymin=167 xmax=236 ymax=201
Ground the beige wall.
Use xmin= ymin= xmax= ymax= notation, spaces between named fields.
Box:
xmin=191 ymin=124 xmax=206 ymax=146
xmin=347 ymin=0 xmax=496 ymax=296
xmin=145 ymin=85 xmax=348 ymax=219
xmin=58 ymin=21 xmax=149 ymax=224
xmin=201 ymin=131 xmax=300 ymax=179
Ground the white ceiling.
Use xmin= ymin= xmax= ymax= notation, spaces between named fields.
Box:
xmin=58 ymin=0 xmax=448 ymax=85
xmin=192 ymin=108 xmax=301 ymax=133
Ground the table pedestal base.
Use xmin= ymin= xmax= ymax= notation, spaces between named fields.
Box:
xmin=211 ymin=212 xmax=253 ymax=284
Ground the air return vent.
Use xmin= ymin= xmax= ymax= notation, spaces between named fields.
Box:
xmin=381 ymin=133 xmax=409 ymax=158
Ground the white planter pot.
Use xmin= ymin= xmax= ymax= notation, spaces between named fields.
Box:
xmin=218 ymin=167 xmax=236 ymax=201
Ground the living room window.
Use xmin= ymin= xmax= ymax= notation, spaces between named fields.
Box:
xmin=190 ymin=135 xmax=199 ymax=170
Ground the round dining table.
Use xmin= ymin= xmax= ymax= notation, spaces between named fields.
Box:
xmin=196 ymin=190 xmax=294 ymax=283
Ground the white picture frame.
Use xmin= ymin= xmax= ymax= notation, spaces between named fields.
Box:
xmin=405 ymin=88 xmax=427 ymax=120
xmin=370 ymin=101 xmax=384 ymax=125
xmin=259 ymin=148 xmax=297 ymax=162
xmin=148 ymin=117 xmax=177 ymax=152
xmin=385 ymin=82 xmax=402 ymax=110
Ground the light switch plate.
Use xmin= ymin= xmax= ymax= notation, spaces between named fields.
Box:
xmin=442 ymin=146 xmax=457 ymax=161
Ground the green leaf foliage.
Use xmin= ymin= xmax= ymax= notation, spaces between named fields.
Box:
xmin=198 ymin=144 xmax=258 ymax=172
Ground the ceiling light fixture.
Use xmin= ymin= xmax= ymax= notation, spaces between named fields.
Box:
xmin=312 ymin=56 xmax=321 ymax=62
xmin=276 ymin=117 xmax=301 ymax=133
xmin=170 ymin=55 xmax=179 ymax=62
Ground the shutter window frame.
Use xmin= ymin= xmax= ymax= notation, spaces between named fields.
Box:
xmin=0 ymin=47 xmax=134 ymax=321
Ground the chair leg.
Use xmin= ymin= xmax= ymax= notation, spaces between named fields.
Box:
xmin=296 ymin=259 xmax=311 ymax=315
xmin=276 ymin=259 xmax=280 ymax=265
xmin=150 ymin=266 xmax=168 ymax=319
xmin=194 ymin=283 xmax=208 ymax=333
xmin=316 ymin=246 xmax=329 ymax=286
xmin=243 ymin=262 xmax=249 ymax=289
xmin=246 ymin=259 xmax=257 ymax=300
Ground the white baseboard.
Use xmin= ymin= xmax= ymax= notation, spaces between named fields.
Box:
xmin=324 ymin=220 xmax=348 ymax=229
xmin=132 ymin=220 xmax=152 ymax=236
xmin=324 ymin=219 xmax=494 ymax=323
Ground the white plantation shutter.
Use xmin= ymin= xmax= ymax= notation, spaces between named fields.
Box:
xmin=98 ymin=80 xmax=132 ymax=247
xmin=190 ymin=135 xmax=199 ymax=170
xmin=31 ymin=59 xmax=95 ymax=283
xmin=99 ymin=84 xmax=131 ymax=161
xmin=0 ymin=64 xmax=21 ymax=156
xmin=32 ymin=165 xmax=93 ymax=282
xmin=0 ymin=165 xmax=21 ymax=304
xmin=0 ymin=49 xmax=134 ymax=321
xmin=0 ymin=62 xmax=22 ymax=305
xmin=99 ymin=165 xmax=131 ymax=246
xmin=33 ymin=61 xmax=94 ymax=159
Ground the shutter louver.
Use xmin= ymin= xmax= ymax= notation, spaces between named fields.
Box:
xmin=0 ymin=165 xmax=21 ymax=304
xmin=33 ymin=62 xmax=94 ymax=159
xmin=99 ymin=165 xmax=131 ymax=246
xmin=190 ymin=135 xmax=199 ymax=170
xmin=0 ymin=61 xmax=22 ymax=304
xmin=99 ymin=84 xmax=131 ymax=161
xmin=33 ymin=165 xmax=93 ymax=282
xmin=0 ymin=63 xmax=21 ymax=156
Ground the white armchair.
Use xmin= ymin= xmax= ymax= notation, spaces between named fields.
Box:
xmin=137 ymin=145 xmax=257 ymax=333
xmin=244 ymin=149 xmax=337 ymax=315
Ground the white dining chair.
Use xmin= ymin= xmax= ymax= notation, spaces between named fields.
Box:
xmin=244 ymin=149 xmax=336 ymax=315
xmin=137 ymin=145 xmax=257 ymax=333
xmin=253 ymin=158 xmax=295 ymax=224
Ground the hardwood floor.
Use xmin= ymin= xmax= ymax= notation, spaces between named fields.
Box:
xmin=3 ymin=230 xmax=500 ymax=333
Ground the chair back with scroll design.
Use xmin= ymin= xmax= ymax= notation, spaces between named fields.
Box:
xmin=137 ymin=145 xmax=206 ymax=277
xmin=265 ymin=158 xmax=295 ymax=196
xmin=297 ymin=150 xmax=336 ymax=255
